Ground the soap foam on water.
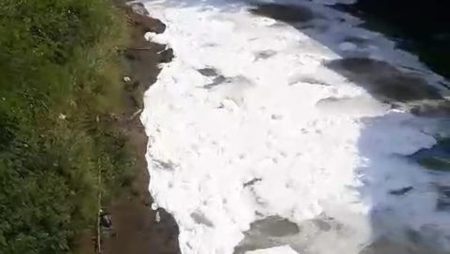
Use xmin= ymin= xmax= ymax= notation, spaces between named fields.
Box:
xmin=140 ymin=0 xmax=450 ymax=253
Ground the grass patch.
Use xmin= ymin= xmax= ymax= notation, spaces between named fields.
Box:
xmin=0 ymin=0 xmax=135 ymax=253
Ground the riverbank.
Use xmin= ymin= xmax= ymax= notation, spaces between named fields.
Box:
xmin=0 ymin=1 xmax=179 ymax=253
xmin=99 ymin=2 xmax=180 ymax=254
xmin=0 ymin=1 xmax=135 ymax=253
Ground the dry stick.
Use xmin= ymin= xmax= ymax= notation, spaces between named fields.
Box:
xmin=129 ymin=108 xmax=143 ymax=121
xmin=96 ymin=166 xmax=102 ymax=253
xmin=127 ymin=47 xmax=153 ymax=51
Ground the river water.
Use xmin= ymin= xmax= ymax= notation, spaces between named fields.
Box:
xmin=140 ymin=0 xmax=450 ymax=253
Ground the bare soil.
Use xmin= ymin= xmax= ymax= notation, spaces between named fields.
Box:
xmin=103 ymin=3 xmax=179 ymax=254
xmin=77 ymin=1 xmax=180 ymax=254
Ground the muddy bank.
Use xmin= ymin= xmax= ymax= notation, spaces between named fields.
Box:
xmin=101 ymin=2 xmax=180 ymax=254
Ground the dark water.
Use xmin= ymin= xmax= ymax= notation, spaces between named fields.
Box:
xmin=247 ymin=2 xmax=450 ymax=253
xmin=409 ymin=138 xmax=450 ymax=172
xmin=334 ymin=0 xmax=450 ymax=172
xmin=336 ymin=0 xmax=450 ymax=81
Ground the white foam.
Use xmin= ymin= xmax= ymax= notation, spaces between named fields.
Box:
xmin=141 ymin=0 xmax=450 ymax=253
xmin=245 ymin=246 xmax=298 ymax=254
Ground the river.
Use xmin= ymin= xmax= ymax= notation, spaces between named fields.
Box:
xmin=139 ymin=0 xmax=450 ymax=253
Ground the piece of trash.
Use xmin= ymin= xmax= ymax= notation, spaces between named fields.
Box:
xmin=155 ymin=211 xmax=161 ymax=223
xmin=123 ymin=76 xmax=131 ymax=83
xmin=99 ymin=209 xmax=113 ymax=229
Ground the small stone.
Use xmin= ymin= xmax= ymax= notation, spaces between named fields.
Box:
xmin=158 ymin=48 xmax=174 ymax=63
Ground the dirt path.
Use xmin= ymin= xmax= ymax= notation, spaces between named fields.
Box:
xmin=101 ymin=2 xmax=180 ymax=254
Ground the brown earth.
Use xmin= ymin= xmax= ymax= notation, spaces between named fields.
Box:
xmin=103 ymin=2 xmax=179 ymax=254
xmin=76 ymin=1 xmax=180 ymax=254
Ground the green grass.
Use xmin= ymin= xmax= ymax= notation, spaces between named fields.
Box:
xmin=0 ymin=0 xmax=133 ymax=253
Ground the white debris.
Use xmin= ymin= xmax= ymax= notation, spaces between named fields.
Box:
xmin=155 ymin=210 xmax=161 ymax=223
xmin=245 ymin=246 xmax=298 ymax=254
xmin=123 ymin=76 xmax=131 ymax=83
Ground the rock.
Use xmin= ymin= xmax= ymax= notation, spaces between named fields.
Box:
xmin=141 ymin=17 xmax=166 ymax=34
xmin=158 ymin=48 xmax=174 ymax=63
xmin=126 ymin=5 xmax=166 ymax=34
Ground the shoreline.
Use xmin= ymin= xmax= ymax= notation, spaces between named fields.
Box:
xmin=103 ymin=2 xmax=180 ymax=253
xmin=87 ymin=1 xmax=449 ymax=254
xmin=76 ymin=2 xmax=181 ymax=253
xmin=136 ymin=0 xmax=450 ymax=253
